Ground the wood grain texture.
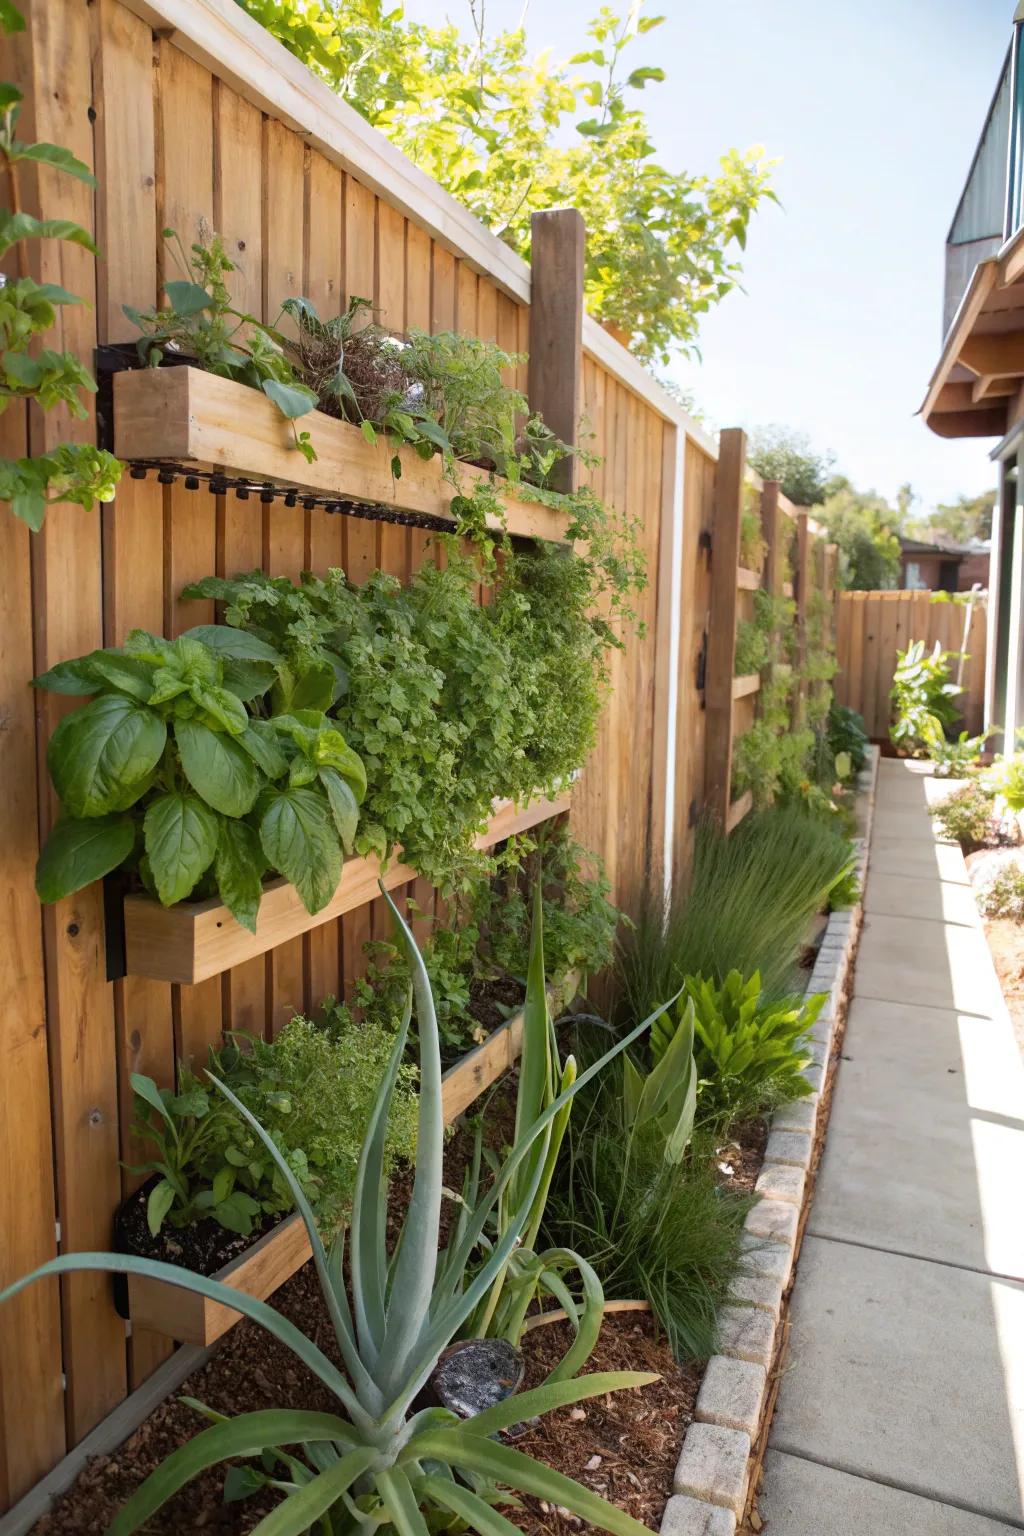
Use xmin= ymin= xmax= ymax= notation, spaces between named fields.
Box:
xmin=114 ymin=367 xmax=571 ymax=542
xmin=528 ymin=210 xmax=584 ymax=492
xmin=123 ymin=794 xmax=572 ymax=985
xmin=703 ymin=428 xmax=745 ymax=825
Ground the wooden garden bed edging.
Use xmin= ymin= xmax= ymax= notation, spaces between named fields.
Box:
xmin=125 ymin=971 xmax=581 ymax=1347
xmin=112 ymin=366 xmax=572 ymax=542
xmin=122 ymin=792 xmax=571 ymax=985
xmin=662 ymin=748 xmax=879 ymax=1536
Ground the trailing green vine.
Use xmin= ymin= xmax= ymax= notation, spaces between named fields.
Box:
xmin=0 ymin=0 xmax=122 ymax=528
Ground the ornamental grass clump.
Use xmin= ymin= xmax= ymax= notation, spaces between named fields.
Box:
xmin=617 ymin=805 xmax=856 ymax=1021
xmin=0 ymin=889 xmax=672 ymax=1536
xmin=546 ymin=1010 xmax=751 ymax=1360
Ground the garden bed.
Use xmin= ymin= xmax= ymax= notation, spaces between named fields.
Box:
xmin=121 ymin=792 xmax=570 ymax=985
xmin=31 ymin=1097 xmax=771 ymax=1536
xmin=112 ymin=367 xmax=571 ymax=543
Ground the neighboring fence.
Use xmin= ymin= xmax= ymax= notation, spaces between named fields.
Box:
xmin=835 ymin=590 xmax=987 ymax=740
xmin=0 ymin=0 xmax=830 ymax=1512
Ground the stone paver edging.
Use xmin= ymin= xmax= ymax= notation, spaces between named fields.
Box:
xmin=661 ymin=747 xmax=880 ymax=1535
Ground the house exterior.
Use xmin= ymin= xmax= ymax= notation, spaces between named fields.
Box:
xmin=921 ymin=6 xmax=1024 ymax=748
xmin=898 ymin=535 xmax=990 ymax=592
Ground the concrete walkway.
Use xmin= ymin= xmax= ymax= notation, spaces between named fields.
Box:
xmin=759 ymin=758 xmax=1024 ymax=1534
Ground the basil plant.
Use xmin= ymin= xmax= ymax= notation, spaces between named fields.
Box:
xmin=33 ymin=626 xmax=365 ymax=928
xmin=0 ymin=889 xmax=677 ymax=1536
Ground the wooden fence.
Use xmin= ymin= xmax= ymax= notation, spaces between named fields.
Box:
xmin=0 ymin=0 xmax=832 ymax=1513
xmin=835 ymin=590 xmax=987 ymax=740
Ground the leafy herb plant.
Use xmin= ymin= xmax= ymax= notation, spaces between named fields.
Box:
xmin=33 ymin=627 xmax=365 ymax=925
xmin=890 ymin=639 xmax=962 ymax=757
xmin=0 ymin=889 xmax=666 ymax=1536
xmin=0 ymin=0 xmax=122 ymax=527
xmin=652 ymin=970 xmax=823 ymax=1128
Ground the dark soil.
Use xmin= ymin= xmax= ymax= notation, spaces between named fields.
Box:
xmin=714 ymin=1115 xmax=769 ymax=1197
xmin=469 ymin=973 xmax=527 ymax=1034
xmin=508 ymin=1314 xmax=701 ymax=1536
xmin=115 ymin=1179 xmax=284 ymax=1278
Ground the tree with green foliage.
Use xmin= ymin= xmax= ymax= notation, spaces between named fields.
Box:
xmin=747 ymin=424 xmax=834 ymax=507
xmin=236 ymin=0 xmax=776 ymax=363
xmin=817 ymin=479 xmax=902 ymax=590
xmin=921 ymin=488 xmax=996 ymax=544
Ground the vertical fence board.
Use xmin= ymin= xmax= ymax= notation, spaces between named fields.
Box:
xmin=703 ymin=429 xmax=745 ymax=823
xmin=25 ymin=0 xmax=128 ymax=1446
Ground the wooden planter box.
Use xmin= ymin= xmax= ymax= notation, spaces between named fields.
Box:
xmin=113 ymin=366 xmax=571 ymax=543
xmin=127 ymin=972 xmax=580 ymax=1345
xmin=123 ymin=793 xmax=571 ymax=984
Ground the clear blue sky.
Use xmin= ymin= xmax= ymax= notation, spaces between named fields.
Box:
xmin=403 ymin=0 xmax=1013 ymax=514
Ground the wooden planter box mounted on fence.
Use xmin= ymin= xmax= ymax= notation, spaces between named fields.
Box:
xmin=122 ymin=793 xmax=572 ymax=985
xmin=112 ymin=366 xmax=572 ymax=542
xmin=126 ymin=971 xmax=580 ymax=1346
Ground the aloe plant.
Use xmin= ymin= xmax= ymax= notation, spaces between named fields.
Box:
xmin=0 ymin=887 xmax=676 ymax=1535
xmin=450 ymin=882 xmax=601 ymax=1380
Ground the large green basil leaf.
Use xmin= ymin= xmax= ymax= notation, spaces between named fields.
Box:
xmin=180 ymin=626 xmax=283 ymax=666
xmin=175 ymin=719 xmax=262 ymax=817
xmin=35 ymin=813 xmax=135 ymax=902
xmin=48 ymin=694 xmax=167 ymax=817
xmin=237 ymin=719 xmax=288 ymax=781
xmin=181 ymin=626 xmax=281 ymax=703
xmin=257 ymin=785 xmax=342 ymax=915
xmin=271 ymin=661 xmax=335 ymax=716
xmin=124 ymin=628 xmax=174 ymax=665
xmin=33 ymin=650 xmax=153 ymax=700
xmin=318 ymin=767 xmax=359 ymax=853
xmin=313 ymin=728 xmax=367 ymax=803
xmin=191 ymin=683 xmax=248 ymax=736
xmin=214 ymin=819 xmax=266 ymax=934
xmin=144 ymin=792 xmax=220 ymax=906
xmin=86 ymin=653 xmax=155 ymax=702
xmin=34 ymin=655 xmax=104 ymax=695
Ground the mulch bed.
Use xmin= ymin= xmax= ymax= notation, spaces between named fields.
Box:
xmin=29 ymin=1076 xmax=770 ymax=1536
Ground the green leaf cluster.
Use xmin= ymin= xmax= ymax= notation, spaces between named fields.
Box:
xmin=130 ymin=1010 xmax=417 ymax=1242
xmin=0 ymin=5 xmax=124 ymax=528
xmin=182 ymin=546 xmax=633 ymax=893
xmin=546 ymin=1016 xmax=749 ymax=1360
xmin=321 ymin=824 xmax=622 ymax=1058
xmin=890 ymin=638 xmax=963 ymax=757
xmin=652 ymin=969 xmax=823 ymax=1128
xmin=235 ymin=0 xmax=775 ymax=364
xmin=34 ymin=627 xmax=365 ymax=925
xmin=0 ymin=889 xmax=667 ymax=1536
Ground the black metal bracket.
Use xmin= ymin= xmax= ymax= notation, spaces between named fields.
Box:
xmin=103 ymin=870 xmax=128 ymax=983
xmin=695 ymin=628 xmax=708 ymax=698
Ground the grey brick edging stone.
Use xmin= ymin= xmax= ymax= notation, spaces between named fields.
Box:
xmin=660 ymin=746 xmax=879 ymax=1535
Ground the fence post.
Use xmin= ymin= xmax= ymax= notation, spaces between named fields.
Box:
xmin=793 ymin=511 xmax=810 ymax=728
xmin=704 ymin=427 xmax=745 ymax=825
xmin=760 ymin=479 xmax=781 ymax=598
xmin=527 ymin=208 xmax=585 ymax=494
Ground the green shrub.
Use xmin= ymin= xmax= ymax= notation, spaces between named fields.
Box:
xmin=932 ymin=780 xmax=997 ymax=846
xmin=130 ymin=1013 xmax=418 ymax=1242
xmin=617 ymin=806 xmax=855 ymax=1020
xmin=827 ymin=701 xmax=869 ymax=774
xmin=890 ymin=639 xmax=962 ymax=756
xmin=978 ymin=864 xmax=1024 ymax=921
xmin=983 ymin=753 xmax=1024 ymax=812
xmin=652 ymin=970 xmax=822 ymax=1128
xmin=547 ymin=1079 xmax=751 ymax=1359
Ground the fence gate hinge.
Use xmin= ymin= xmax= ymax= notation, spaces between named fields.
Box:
xmin=696 ymin=629 xmax=708 ymax=697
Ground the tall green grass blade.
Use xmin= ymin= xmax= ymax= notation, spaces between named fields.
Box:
xmin=107 ymin=1411 xmax=356 ymax=1535
xmin=403 ymin=1431 xmax=655 ymax=1536
xmin=0 ymin=1254 xmax=354 ymax=1407
xmin=249 ymin=1446 xmax=379 ymax=1535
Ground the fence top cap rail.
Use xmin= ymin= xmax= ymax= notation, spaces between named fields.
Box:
xmin=120 ymin=0 xmax=720 ymax=453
